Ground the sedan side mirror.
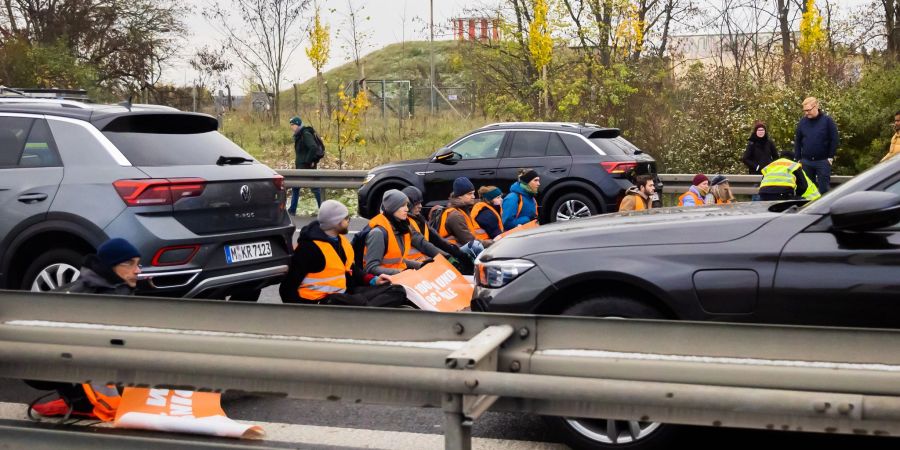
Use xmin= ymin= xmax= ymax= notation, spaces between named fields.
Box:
xmin=431 ymin=148 xmax=462 ymax=165
xmin=830 ymin=191 xmax=900 ymax=232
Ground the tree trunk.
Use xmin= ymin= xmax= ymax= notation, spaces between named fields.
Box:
xmin=886 ymin=0 xmax=898 ymax=61
xmin=658 ymin=0 xmax=674 ymax=58
xmin=317 ymin=71 xmax=324 ymax=127
xmin=777 ymin=0 xmax=792 ymax=84
xmin=4 ymin=0 xmax=17 ymax=33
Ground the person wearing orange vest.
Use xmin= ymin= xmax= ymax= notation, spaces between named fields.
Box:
xmin=401 ymin=186 xmax=469 ymax=266
xmin=364 ymin=190 xmax=441 ymax=276
xmin=678 ymin=173 xmax=709 ymax=207
xmin=471 ymin=186 xmax=505 ymax=239
xmin=501 ymin=169 xmax=540 ymax=230
xmin=280 ymin=200 xmax=406 ymax=307
xmin=27 ymin=238 xmax=142 ymax=420
xmin=437 ymin=177 xmax=493 ymax=250
xmin=618 ymin=175 xmax=655 ymax=212
xmin=705 ymin=175 xmax=735 ymax=205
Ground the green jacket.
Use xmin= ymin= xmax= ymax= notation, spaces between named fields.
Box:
xmin=294 ymin=126 xmax=318 ymax=167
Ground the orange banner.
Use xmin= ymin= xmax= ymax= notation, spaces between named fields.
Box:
xmin=114 ymin=388 xmax=264 ymax=439
xmin=495 ymin=220 xmax=538 ymax=240
xmin=389 ymin=254 xmax=473 ymax=311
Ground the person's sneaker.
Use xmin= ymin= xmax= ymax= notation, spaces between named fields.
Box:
xmin=31 ymin=398 xmax=97 ymax=418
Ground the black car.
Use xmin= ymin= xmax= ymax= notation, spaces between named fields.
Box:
xmin=0 ymin=98 xmax=294 ymax=300
xmin=357 ymin=122 xmax=660 ymax=222
xmin=472 ymin=157 xmax=900 ymax=449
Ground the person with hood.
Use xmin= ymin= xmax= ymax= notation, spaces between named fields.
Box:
xmin=436 ymin=177 xmax=493 ymax=249
xmin=471 ymin=186 xmax=505 ymax=239
xmin=678 ymin=174 xmax=709 ymax=207
xmin=618 ymin=175 xmax=655 ymax=212
xmin=364 ymin=190 xmax=442 ymax=276
xmin=400 ymin=186 xmax=469 ymax=265
xmin=279 ymin=200 xmax=406 ymax=307
xmin=502 ymin=169 xmax=540 ymax=230
xmin=742 ymin=120 xmax=779 ymax=175
xmin=28 ymin=238 xmax=142 ymax=420
xmin=758 ymin=151 xmax=821 ymax=201
xmin=287 ymin=116 xmax=323 ymax=214
xmin=705 ymin=175 xmax=735 ymax=205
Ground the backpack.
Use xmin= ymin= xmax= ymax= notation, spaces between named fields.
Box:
xmin=350 ymin=224 xmax=389 ymax=268
xmin=304 ymin=126 xmax=326 ymax=162
xmin=427 ymin=205 xmax=446 ymax=231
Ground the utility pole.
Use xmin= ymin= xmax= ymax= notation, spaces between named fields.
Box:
xmin=429 ymin=0 xmax=435 ymax=115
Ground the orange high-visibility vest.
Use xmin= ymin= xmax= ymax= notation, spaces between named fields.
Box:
xmin=298 ymin=235 xmax=353 ymax=301
xmin=438 ymin=207 xmax=480 ymax=245
xmin=406 ymin=219 xmax=430 ymax=262
xmin=82 ymin=383 xmax=121 ymax=422
xmin=366 ymin=214 xmax=410 ymax=270
xmin=678 ymin=191 xmax=704 ymax=207
xmin=470 ymin=202 xmax=503 ymax=239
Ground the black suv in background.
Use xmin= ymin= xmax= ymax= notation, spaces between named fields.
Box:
xmin=358 ymin=122 xmax=660 ymax=222
xmin=0 ymin=98 xmax=294 ymax=300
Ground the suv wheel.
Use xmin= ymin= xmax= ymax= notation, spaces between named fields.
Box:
xmin=545 ymin=294 xmax=679 ymax=450
xmin=550 ymin=193 xmax=598 ymax=222
xmin=22 ymin=249 xmax=86 ymax=292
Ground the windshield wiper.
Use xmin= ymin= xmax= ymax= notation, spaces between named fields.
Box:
xmin=216 ymin=156 xmax=254 ymax=165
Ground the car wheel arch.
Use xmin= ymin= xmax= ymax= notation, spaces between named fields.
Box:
xmin=366 ymin=178 xmax=414 ymax=217
xmin=3 ymin=220 xmax=103 ymax=289
xmin=540 ymin=180 xmax=607 ymax=221
xmin=535 ymin=273 xmax=678 ymax=319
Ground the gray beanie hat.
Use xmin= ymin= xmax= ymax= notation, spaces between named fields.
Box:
xmin=318 ymin=200 xmax=349 ymax=230
xmin=381 ymin=189 xmax=409 ymax=214
xmin=401 ymin=186 xmax=423 ymax=206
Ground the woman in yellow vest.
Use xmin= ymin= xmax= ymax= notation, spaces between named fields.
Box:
xmin=364 ymin=190 xmax=442 ymax=276
xmin=471 ymin=186 xmax=504 ymax=239
xmin=618 ymin=175 xmax=655 ymax=211
xmin=758 ymin=151 xmax=821 ymax=201
xmin=678 ymin=173 xmax=709 ymax=207
xmin=279 ymin=200 xmax=407 ymax=307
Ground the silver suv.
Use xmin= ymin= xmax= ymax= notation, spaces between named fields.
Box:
xmin=0 ymin=98 xmax=294 ymax=300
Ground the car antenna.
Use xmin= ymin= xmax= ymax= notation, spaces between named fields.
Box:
xmin=118 ymin=94 xmax=133 ymax=111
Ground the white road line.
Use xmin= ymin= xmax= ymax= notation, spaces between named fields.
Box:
xmin=0 ymin=402 xmax=568 ymax=450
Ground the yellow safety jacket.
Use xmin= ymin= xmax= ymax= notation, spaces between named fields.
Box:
xmin=298 ymin=235 xmax=353 ymax=301
xmin=366 ymin=214 xmax=410 ymax=270
xmin=760 ymin=158 xmax=821 ymax=200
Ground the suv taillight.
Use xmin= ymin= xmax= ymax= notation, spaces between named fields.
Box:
xmin=601 ymin=161 xmax=637 ymax=176
xmin=273 ymin=174 xmax=285 ymax=191
xmin=113 ymin=178 xmax=206 ymax=206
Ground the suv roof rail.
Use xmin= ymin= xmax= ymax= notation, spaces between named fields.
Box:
xmin=0 ymin=97 xmax=93 ymax=109
xmin=0 ymin=86 xmax=91 ymax=100
xmin=482 ymin=121 xmax=604 ymax=129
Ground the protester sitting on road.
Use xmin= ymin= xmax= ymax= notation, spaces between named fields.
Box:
xmin=279 ymin=200 xmax=406 ymax=307
xmin=436 ymin=177 xmax=493 ymax=250
xmin=364 ymin=190 xmax=441 ymax=276
xmin=742 ymin=120 xmax=779 ymax=175
xmin=758 ymin=151 xmax=821 ymax=201
xmin=471 ymin=186 xmax=505 ymax=239
xmin=706 ymin=175 xmax=735 ymax=205
xmin=502 ymin=169 xmax=540 ymax=230
xmin=27 ymin=238 xmax=142 ymax=420
xmin=678 ymin=174 xmax=709 ymax=207
xmin=880 ymin=110 xmax=900 ymax=163
xmin=618 ymin=175 xmax=655 ymax=212
xmin=400 ymin=186 xmax=470 ymax=266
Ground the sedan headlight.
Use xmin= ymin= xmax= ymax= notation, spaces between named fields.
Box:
xmin=476 ymin=259 xmax=535 ymax=288
xmin=362 ymin=173 xmax=376 ymax=184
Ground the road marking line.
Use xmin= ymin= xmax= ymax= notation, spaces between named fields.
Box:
xmin=0 ymin=402 xmax=567 ymax=449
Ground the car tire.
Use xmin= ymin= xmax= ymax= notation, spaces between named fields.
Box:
xmin=549 ymin=192 xmax=598 ymax=223
xmin=545 ymin=295 xmax=679 ymax=450
xmin=22 ymin=248 xmax=86 ymax=292
xmin=367 ymin=183 xmax=408 ymax=219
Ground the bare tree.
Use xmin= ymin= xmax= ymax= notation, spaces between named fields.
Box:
xmin=339 ymin=0 xmax=372 ymax=81
xmin=190 ymin=46 xmax=233 ymax=97
xmin=206 ymin=0 xmax=310 ymax=122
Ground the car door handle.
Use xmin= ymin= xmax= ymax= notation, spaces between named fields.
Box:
xmin=549 ymin=168 xmax=566 ymax=173
xmin=479 ymin=170 xmax=496 ymax=175
xmin=18 ymin=193 xmax=48 ymax=204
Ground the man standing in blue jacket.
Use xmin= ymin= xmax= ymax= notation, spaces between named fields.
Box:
xmin=794 ymin=97 xmax=839 ymax=194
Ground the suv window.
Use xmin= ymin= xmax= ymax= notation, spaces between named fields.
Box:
xmin=0 ymin=116 xmax=31 ymax=167
xmin=547 ymin=133 xmax=570 ymax=156
xmin=450 ymin=131 xmax=505 ymax=159
xmin=20 ymin=119 xmax=61 ymax=167
xmin=589 ymin=137 xmax=641 ymax=156
xmin=103 ymin=131 xmax=253 ymax=166
xmin=508 ymin=131 xmax=549 ymax=158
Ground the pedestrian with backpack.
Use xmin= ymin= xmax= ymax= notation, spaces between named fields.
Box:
xmin=501 ymin=169 xmax=540 ymax=230
xmin=287 ymin=116 xmax=324 ymax=214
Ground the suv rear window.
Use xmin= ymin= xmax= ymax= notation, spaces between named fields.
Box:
xmin=103 ymin=131 xmax=253 ymax=166
xmin=589 ymin=137 xmax=642 ymax=156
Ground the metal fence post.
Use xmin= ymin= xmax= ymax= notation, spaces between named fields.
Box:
xmin=442 ymin=393 xmax=471 ymax=450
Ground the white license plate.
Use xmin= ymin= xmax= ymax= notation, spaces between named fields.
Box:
xmin=225 ymin=241 xmax=272 ymax=264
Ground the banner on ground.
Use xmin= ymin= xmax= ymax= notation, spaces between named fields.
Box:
xmin=389 ymin=254 xmax=473 ymax=311
xmin=114 ymin=388 xmax=264 ymax=439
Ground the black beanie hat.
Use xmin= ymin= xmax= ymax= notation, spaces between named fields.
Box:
xmin=519 ymin=169 xmax=539 ymax=184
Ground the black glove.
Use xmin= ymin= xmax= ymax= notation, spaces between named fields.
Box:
xmin=448 ymin=245 xmax=469 ymax=261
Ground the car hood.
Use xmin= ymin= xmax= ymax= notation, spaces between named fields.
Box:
xmin=483 ymin=202 xmax=783 ymax=259
xmin=369 ymin=158 xmax=429 ymax=173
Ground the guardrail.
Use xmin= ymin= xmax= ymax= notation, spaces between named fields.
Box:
xmin=277 ymin=169 xmax=851 ymax=195
xmin=2 ymin=291 xmax=900 ymax=448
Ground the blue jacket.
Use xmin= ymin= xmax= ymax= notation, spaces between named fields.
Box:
xmin=794 ymin=113 xmax=839 ymax=161
xmin=501 ymin=182 xmax=538 ymax=230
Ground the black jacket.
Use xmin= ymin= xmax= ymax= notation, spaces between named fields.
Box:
xmin=293 ymin=126 xmax=318 ymax=168
xmin=280 ymin=220 xmax=367 ymax=303
xmin=56 ymin=255 xmax=134 ymax=295
xmin=742 ymin=134 xmax=779 ymax=175
xmin=410 ymin=213 xmax=464 ymax=259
